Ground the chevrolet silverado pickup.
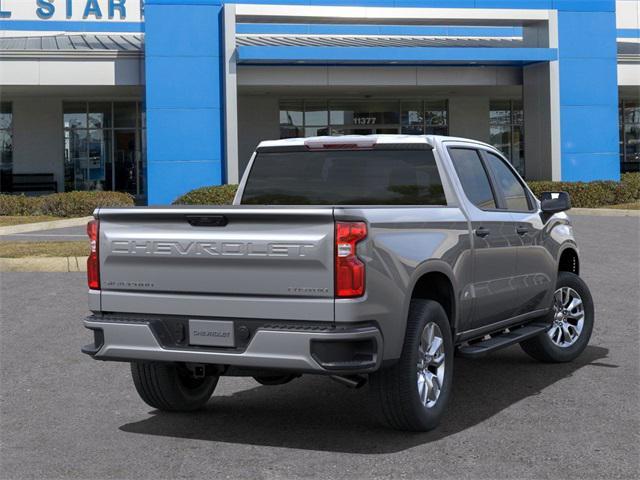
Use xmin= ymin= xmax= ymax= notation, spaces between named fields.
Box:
xmin=82 ymin=135 xmax=594 ymax=431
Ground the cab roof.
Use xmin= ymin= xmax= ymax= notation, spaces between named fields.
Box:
xmin=257 ymin=134 xmax=492 ymax=150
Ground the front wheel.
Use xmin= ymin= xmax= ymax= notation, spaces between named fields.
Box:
xmin=369 ymin=299 xmax=454 ymax=431
xmin=520 ymin=271 xmax=594 ymax=363
xmin=130 ymin=362 xmax=219 ymax=411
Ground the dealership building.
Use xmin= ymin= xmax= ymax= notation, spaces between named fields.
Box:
xmin=0 ymin=0 xmax=638 ymax=204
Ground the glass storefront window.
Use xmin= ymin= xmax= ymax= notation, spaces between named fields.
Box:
xmin=330 ymin=101 xmax=399 ymax=126
xmin=425 ymin=101 xmax=447 ymax=127
xmin=114 ymin=102 xmax=137 ymax=128
xmin=304 ymin=101 xmax=328 ymax=127
xmin=401 ymin=101 xmax=423 ymax=126
xmin=279 ymin=101 xmax=303 ymax=139
xmin=401 ymin=101 xmax=424 ymax=135
xmin=63 ymin=102 xmax=87 ymax=129
xmin=490 ymin=99 xmax=525 ymax=176
xmin=63 ymin=101 xmax=146 ymax=199
xmin=279 ymin=99 xmax=449 ymax=138
xmin=0 ymin=102 xmax=12 ymax=193
xmin=489 ymin=100 xmax=511 ymax=125
xmin=88 ymin=102 xmax=112 ymax=129
xmin=490 ymin=125 xmax=512 ymax=160
xmin=620 ymin=100 xmax=640 ymax=172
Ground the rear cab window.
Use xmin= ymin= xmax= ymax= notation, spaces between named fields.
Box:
xmin=241 ymin=147 xmax=447 ymax=206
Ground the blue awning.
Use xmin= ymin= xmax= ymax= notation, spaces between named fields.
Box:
xmin=236 ymin=45 xmax=558 ymax=66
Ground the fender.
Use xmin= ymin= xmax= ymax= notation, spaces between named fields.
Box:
xmin=401 ymin=259 xmax=461 ymax=335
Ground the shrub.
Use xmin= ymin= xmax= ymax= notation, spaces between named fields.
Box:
xmin=620 ymin=172 xmax=640 ymax=201
xmin=0 ymin=191 xmax=135 ymax=217
xmin=527 ymin=173 xmax=640 ymax=208
xmin=173 ymin=184 xmax=239 ymax=205
xmin=0 ymin=195 xmax=43 ymax=216
xmin=39 ymin=191 xmax=134 ymax=217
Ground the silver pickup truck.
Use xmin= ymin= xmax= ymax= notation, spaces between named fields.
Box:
xmin=82 ymin=135 xmax=594 ymax=431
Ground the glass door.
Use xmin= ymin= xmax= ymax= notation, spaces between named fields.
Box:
xmin=114 ymin=130 xmax=139 ymax=196
xmin=63 ymin=101 xmax=146 ymax=198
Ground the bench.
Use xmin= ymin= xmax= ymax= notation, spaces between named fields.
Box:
xmin=11 ymin=173 xmax=58 ymax=194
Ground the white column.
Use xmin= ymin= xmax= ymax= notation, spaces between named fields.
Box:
xmin=223 ymin=3 xmax=239 ymax=184
xmin=522 ymin=11 xmax=561 ymax=181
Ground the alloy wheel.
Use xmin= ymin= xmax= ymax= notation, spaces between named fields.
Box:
xmin=416 ymin=322 xmax=446 ymax=408
xmin=548 ymin=286 xmax=585 ymax=348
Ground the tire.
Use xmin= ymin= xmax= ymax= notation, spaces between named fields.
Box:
xmin=520 ymin=271 xmax=594 ymax=363
xmin=253 ymin=374 xmax=298 ymax=386
xmin=130 ymin=362 xmax=219 ymax=412
xmin=370 ymin=299 xmax=454 ymax=432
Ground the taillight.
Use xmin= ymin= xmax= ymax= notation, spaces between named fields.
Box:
xmin=87 ymin=219 xmax=100 ymax=290
xmin=335 ymin=221 xmax=367 ymax=298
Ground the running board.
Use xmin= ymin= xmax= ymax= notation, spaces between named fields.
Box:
xmin=457 ymin=322 xmax=550 ymax=358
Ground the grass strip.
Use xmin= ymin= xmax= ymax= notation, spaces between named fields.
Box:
xmin=0 ymin=216 xmax=63 ymax=227
xmin=0 ymin=241 xmax=89 ymax=258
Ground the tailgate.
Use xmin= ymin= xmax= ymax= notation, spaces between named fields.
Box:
xmin=96 ymin=207 xmax=335 ymax=321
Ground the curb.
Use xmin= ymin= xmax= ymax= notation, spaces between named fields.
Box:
xmin=0 ymin=256 xmax=88 ymax=272
xmin=569 ymin=208 xmax=640 ymax=217
xmin=0 ymin=216 xmax=93 ymax=236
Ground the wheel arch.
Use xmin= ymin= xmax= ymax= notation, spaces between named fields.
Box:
xmin=558 ymin=246 xmax=580 ymax=275
xmin=406 ymin=262 xmax=458 ymax=336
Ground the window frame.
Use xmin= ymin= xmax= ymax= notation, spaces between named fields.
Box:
xmin=446 ymin=146 xmax=501 ymax=212
xmin=620 ymin=98 xmax=640 ymax=173
xmin=477 ymin=147 xmax=536 ymax=213
xmin=489 ymin=99 xmax=525 ymax=176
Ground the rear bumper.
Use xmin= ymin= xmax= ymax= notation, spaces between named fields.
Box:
xmin=82 ymin=316 xmax=383 ymax=374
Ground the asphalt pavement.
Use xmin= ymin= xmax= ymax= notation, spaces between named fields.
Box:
xmin=1 ymin=214 xmax=638 ymax=480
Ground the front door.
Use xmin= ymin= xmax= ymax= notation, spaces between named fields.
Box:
xmin=481 ymin=150 xmax=556 ymax=316
xmin=447 ymin=147 xmax=521 ymax=329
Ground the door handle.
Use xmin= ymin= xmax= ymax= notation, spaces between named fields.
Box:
xmin=516 ymin=226 xmax=529 ymax=236
xmin=475 ymin=227 xmax=490 ymax=238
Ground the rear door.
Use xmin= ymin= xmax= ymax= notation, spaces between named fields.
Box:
xmin=447 ymin=146 xmax=521 ymax=329
xmin=480 ymin=150 xmax=556 ymax=315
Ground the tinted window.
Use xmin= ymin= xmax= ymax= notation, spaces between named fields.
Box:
xmin=242 ymin=149 xmax=446 ymax=205
xmin=448 ymin=148 xmax=496 ymax=209
xmin=484 ymin=152 xmax=530 ymax=211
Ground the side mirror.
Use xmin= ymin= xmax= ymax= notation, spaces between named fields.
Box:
xmin=539 ymin=191 xmax=571 ymax=214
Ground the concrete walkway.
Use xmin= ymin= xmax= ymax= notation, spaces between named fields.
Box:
xmin=569 ymin=207 xmax=639 ymax=217
xmin=0 ymin=216 xmax=93 ymax=236
xmin=0 ymin=226 xmax=87 ymax=242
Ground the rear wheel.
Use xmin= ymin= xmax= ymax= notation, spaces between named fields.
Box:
xmin=130 ymin=362 xmax=219 ymax=411
xmin=520 ymin=271 xmax=594 ymax=363
xmin=370 ymin=299 xmax=453 ymax=431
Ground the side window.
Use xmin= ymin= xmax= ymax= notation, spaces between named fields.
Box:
xmin=448 ymin=148 xmax=497 ymax=209
xmin=483 ymin=152 xmax=531 ymax=211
